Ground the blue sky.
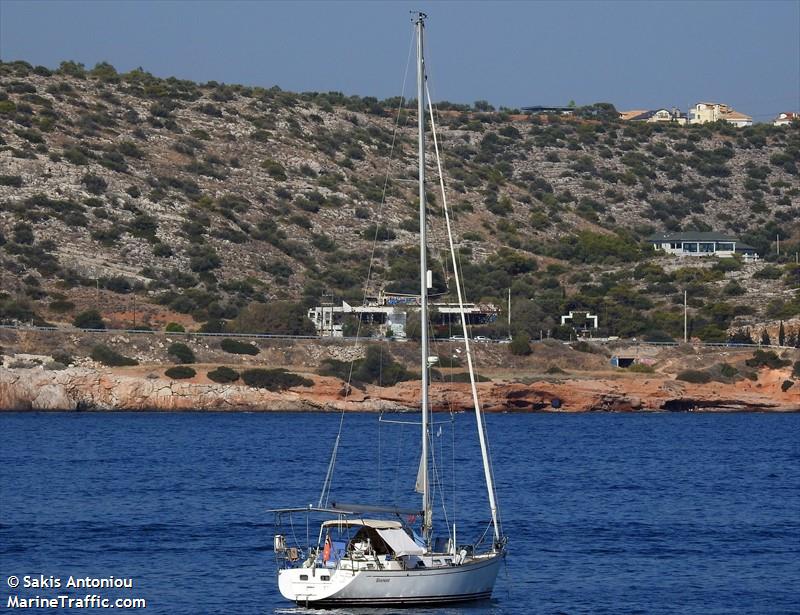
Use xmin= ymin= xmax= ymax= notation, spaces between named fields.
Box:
xmin=1 ymin=0 xmax=798 ymax=122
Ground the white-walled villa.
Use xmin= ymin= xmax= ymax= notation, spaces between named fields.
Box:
xmin=647 ymin=232 xmax=759 ymax=260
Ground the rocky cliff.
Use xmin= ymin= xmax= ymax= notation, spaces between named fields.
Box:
xmin=1 ymin=365 xmax=797 ymax=413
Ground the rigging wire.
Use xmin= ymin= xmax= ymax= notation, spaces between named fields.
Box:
xmin=425 ymin=78 xmax=504 ymax=540
xmin=426 ymin=67 xmax=505 ymax=538
xmin=318 ymin=25 xmax=416 ymax=508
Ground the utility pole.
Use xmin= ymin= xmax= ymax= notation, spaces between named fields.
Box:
xmin=684 ymin=290 xmax=688 ymax=344
xmin=132 ymin=293 xmax=136 ymax=329
xmin=777 ymin=234 xmax=780 ymax=256
xmin=507 ymin=288 xmax=511 ymax=338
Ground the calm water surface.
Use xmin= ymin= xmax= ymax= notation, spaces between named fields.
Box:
xmin=1 ymin=411 xmax=798 ymax=614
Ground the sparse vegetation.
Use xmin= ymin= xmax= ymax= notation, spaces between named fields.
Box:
xmin=165 ymin=365 xmax=196 ymax=379
xmin=241 ymin=368 xmax=312 ymax=391
xmin=167 ymin=342 xmax=196 ymax=364
xmin=509 ymin=334 xmax=531 ymax=356
xmin=73 ymin=310 xmax=105 ymax=329
xmin=0 ymin=60 xmax=796 ymax=359
xmin=91 ymin=344 xmax=138 ymax=367
xmin=745 ymin=350 xmax=791 ymax=370
xmin=207 ymin=366 xmax=240 ymax=383
xmin=676 ymin=369 xmax=712 ymax=384
xmin=220 ymin=338 xmax=260 ymax=355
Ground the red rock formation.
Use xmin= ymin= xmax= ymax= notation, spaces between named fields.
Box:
xmin=1 ymin=366 xmax=797 ymax=412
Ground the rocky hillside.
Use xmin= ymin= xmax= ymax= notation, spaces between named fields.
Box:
xmin=0 ymin=60 xmax=798 ymax=342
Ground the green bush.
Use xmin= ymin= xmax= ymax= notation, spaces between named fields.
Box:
xmin=745 ymin=350 xmax=790 ymax=370
xmin=165 ymin=322 xmax=185 ymax=332
xmin=241 ymin=368 xmax=312 ymax=391
xmin=167 ymin=342 xmax=195 ymax=364
xmin=262 ymin=159 xmax=287 ymax=180
xmin=676 ymin=369 xmax=711 ymax=384
xmin=51 ymin=350 xmax=73 ymax=366
xmin=571 ymin=341 xmax=601 ymax=354
xmin=355 ymin=345 xmax=411 ymax=386
xmin=227 ymin=301 xmax=315 ymax=336
xmin=442 ymin=372 xmax=491 ymax=383
xmin=49 ymin=299 xmax=75 ymax=313
xmin=793 ymin=361 xmax=800 ymax=379
xmin=207 ymin=366 xmax=240 ymax=383
xmin=91 ymin=344 xmax=138 ymax=367
xmin=509 ymin=334 xmax=531 ymax=356
xmin=362 ymin=224 xmax=396 ymax=241
xmin=319 ymin=345 xmax=412 ymax=387
xmin=719 ymin=363 xmax=738 ymax=378
xmin=628 ymin=363 xmax=655 ymax=374
xmin=73 ymin=309 xmax=105 ymax=329
xmin=81 ymin=173 xmax=108 ymax=195
xmin=165 ymin=365 xmax=196 ymax=380
xmin=220 ymin=338 xmax=260 ymax=355
xmin=780 ymin=380 xmax=794 ymax=392
xmin=753 ymin=265 xmax=782 ymax=280
xmin=0 ymin=175 xmax=23 ymax=187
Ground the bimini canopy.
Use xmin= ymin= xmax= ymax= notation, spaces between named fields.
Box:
xmin=375 ymin=528 xmax=424 ymax=556
xmin=321 ymin=519 xmax=403 ymax=530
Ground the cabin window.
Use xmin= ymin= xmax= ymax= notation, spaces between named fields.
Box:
xmin=684 ymin=243 xmax=698 ymax=252
xmin=699 ymin=242 xmax=714 ymax=253
xmin=670 ymin=242 xmax=681 ymax=249
xmin=367 ymin=564 xmax=375 ymax=570
xmin=717 ymin=242 xmax=733 ymax=251
xmin=300 ymin=575 xmax=308 ymax=581
xmin=320 ymin=575 xmax=330 ymax=581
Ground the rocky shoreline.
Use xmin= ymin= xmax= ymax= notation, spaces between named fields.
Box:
xmin=1 ymin=365 xmax=797 ymax=413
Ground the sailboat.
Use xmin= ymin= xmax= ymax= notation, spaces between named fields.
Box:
xmin=271 ymin=13 xmax=506 ymax=607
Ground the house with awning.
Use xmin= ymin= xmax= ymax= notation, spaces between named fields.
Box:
xmin=646 ymin=232 xmax=759 ymax=260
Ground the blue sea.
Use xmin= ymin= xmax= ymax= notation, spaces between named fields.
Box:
xmin=1 ymin=411 xmax=798 ymax=614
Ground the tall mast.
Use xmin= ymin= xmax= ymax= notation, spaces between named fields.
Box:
xmin=415 ymin=12 xmax=431 ymax=542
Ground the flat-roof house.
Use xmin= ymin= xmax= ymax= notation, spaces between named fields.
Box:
xmin=774 ymin=112 xmax=799 ymax=126
xmin=689 ymin=102 xmax=752 ymax=127
xmin=647 ymin=232 xmax=759 ymax=260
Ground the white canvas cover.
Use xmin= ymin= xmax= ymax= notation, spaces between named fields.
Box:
xmin=376 ymin=528 xmax=425 ymax=556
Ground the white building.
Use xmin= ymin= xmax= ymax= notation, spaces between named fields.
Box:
xmin=647 ymin=232 xmax=759 ymax=260
xmin=774 ymin=112 xmax=799 ymax=126
xmin=307 ymin=292 xmax=500 ymax=338
xmin=689 ymin=102 xmax=752 ymax=127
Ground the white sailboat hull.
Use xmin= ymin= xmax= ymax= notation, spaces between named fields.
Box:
xmin=278 ymin=553 xmax=503 ymax=607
